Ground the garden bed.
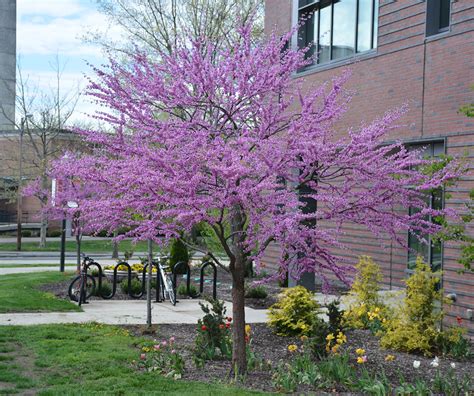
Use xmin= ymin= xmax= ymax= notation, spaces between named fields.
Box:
xmin=126 ymin=323 xmax=473 ymax=394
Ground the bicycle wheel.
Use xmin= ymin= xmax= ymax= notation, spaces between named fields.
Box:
xmin=164 ymin=274 xmax=176 ymax=306
xmin=68 ymin=274 xmax=96 ymax=302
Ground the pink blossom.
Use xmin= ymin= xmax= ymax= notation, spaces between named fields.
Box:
xmin=153 ymin=344 xmax=160 ymax=350
xmin=140 ymin=353 xmax=146 ymax=360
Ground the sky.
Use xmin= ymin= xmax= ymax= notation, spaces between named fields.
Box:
xmin=17 ymin=0 xmax=122 ymax=125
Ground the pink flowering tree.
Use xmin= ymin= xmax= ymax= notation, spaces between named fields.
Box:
xmin=46 ymin=22 xmax=459 ymax=370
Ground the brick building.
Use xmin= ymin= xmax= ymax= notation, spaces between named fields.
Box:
xmin=263 ymin=0 xmax=474 ymax=332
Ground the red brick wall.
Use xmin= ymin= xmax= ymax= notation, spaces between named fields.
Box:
xmin=263 ymin=0 xmax=474 ymax=333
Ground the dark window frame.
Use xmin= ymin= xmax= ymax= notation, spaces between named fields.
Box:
xmin=297 ymin=0 xmax=379 ymax=68
xmin=426 ymin=0 xmax=451 ymax=37
xmin=406 ymin=140 xmax=445 ymax=273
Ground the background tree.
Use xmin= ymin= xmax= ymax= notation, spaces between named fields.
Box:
xmin=86 ymin=0 xmax=264 ymax=59
xmin=0 ymin=57 xmax=80 ymax=247
xmin=47 ymin=21 xmax=460 ymax=372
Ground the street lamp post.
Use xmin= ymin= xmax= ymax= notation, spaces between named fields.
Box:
xmin=16 ymin=114 xmax=33 ymax=251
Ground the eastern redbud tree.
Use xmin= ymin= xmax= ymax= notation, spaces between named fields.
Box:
xmin=46 ymin=22 xmax=460 ymax=371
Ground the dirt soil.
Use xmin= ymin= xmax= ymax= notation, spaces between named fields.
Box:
xmin=126 ymin=323 xmax=473 ymax=394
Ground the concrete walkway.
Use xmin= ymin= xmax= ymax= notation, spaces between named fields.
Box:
xmin=0 ymin=299 xmax=268 ymax=326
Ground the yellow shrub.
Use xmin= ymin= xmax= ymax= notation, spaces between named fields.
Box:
xmin=268 ymin=286 xmax=321 ymax=336
xmin=380 ymin=257 xmax=443 ymax=356
xmin=343 ymin=256 xmax=390 ymax=331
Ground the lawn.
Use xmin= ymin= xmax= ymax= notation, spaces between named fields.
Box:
xmin=0 ymin=323 xmax=262 ymax=395
xmin=0 ymin=272 xmax=80 ymax=313
xmin=0 ymin=239 xmax=155 ymax=253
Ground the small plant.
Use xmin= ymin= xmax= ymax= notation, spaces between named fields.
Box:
xmin=138 ymin=337 xmax=185 ymax=379
xmin=93 ymin=281 xmax=112 ymax=297
xmin=343 ymin=256 xmax=390 ymax=332
xmin=326 ymin=299 xmax=345 ymax=334
xmin=193 ymin=298 xmax=232 ymax=366
xmin=120 ymin=278 xmax=143 ymax=295
xmin=380 ymin=257 xmax=443 ymax=355
xmin=245 ymin=285 xmax=268 ymax=299
xmin=436 ymin=326 xmax=472 ymax=359
xmin=432 ymin=368 xmax=472 ymax=395
xmin=169 ymin=238 xmax=189 ymax=275
xmin=268 ymin=286 xmax=322 ymax=336
xmin=272 ymin=352 xmax=323 ymax=392
xmin=123 ymin=250 xmax=134 ymax=261
xmin=177 ymin=283 xmax=199 ymax=298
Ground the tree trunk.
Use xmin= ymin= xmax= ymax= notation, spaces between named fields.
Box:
xmin=39 ymin=212 xmax=48 ymax=248
xmin=146 ymin=239 xmax=153 ymax=328
xmin=38 ymin=175 xmax=49 ymax=248
xmin=76 ymin=232 xmax=81 ymax=272
xmin=229 ymin=204 xmax=247 ymax=373
xmin=231 ymin=259 xmax=247 ymax=374
xmin=112 ymin=231 xmax=119 ymax=259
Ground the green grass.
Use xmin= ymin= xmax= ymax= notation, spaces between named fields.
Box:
xmin=0 ymin=264 xmax=76 ymax=268
xmin=0 ymin=239 xmax=155 ymax=253
xmin=0 ymin=324 xmax=264 ymax=395
xmin=0 ymin=272 xmax=80 ymax=313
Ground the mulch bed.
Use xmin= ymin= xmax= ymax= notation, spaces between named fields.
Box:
xmin=126 ymin=323 xmax=473 ymax=394
xmin=37 ymin=270 xmax=473 ymax=393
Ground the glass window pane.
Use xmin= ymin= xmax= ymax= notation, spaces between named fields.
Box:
xmin=357 ymin=0 xmax=373 ymax=52
xmin=318 ymin=4 xmax=331 ymax=64
xmin=439 ymin=0 xmax=450 ymax=29
xmin=299 ymin=10 xmax=318 ymax=65
xmin=332 ymin=0 xmax=356 ymax=60
xmin=431 ymin=241 xmax=442 ymax=272
xmin=373 ymin=0 xmax=379 ymax=48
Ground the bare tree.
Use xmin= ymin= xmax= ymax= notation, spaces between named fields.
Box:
xmin=0 ymin=56 xmax=80 ymax=248
xmin=85 ymin=0 xmax=264 ymax=59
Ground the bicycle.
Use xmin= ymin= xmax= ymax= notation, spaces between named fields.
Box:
xmin=155 ymin=257 xmax=176 ymax=306
xmin=68 ymin=254 xmax=96 ymax=305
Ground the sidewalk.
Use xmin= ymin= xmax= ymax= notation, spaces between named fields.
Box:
xmin=0 ymin=299 xmax=268 ymax=326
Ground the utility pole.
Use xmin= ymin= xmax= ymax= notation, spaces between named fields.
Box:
xmin=16 ymin=114 xmax=33 ymax=251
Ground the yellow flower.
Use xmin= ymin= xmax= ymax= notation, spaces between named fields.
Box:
xmin=245 ymin=325 xmax=251 ymax=337
xmin=331 ymin=345 xmax=339 ymax=354
xmin=300 ymin=335 xmax=308 ymax=342
xmin=357 ymin=356 xmax=367 ymax=364
xmin=287 ymin=344 xmax=298 ymax=353
xmin=385 ymin=354 xmax=395 ymax=362
xmin=326 ymin=333 xmax=335 ymax=341
xmin=355 ymin=348 xmax=365 ymax=356
xmin=336 ymin=332 xmax=347 ymax=344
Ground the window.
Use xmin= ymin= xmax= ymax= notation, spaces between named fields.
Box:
xmin=426 ymin=0 xmax=451 ymax=37
xmin=297 ymin=0 xmax=379 ymax=67
xmin=407 ymin=141 xmax=444 ymax=272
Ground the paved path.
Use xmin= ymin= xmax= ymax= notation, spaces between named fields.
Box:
xmin=0 ymin=300 xmax=268 ymax=326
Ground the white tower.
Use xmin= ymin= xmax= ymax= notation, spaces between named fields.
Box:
xmin=0 ymin=0 xmax=16 ymax=130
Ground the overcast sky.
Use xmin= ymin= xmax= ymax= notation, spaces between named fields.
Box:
xmin=17 ymin=0 xmax=122 ymax=125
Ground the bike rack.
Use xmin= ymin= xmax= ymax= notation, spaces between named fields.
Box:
xmin=172 ymin=261 xmax=191 ymax=299
xmin=200 ymin=261 xmax=217 ymax=300
xmin=76 ymin=256 xmax=218 ymax=303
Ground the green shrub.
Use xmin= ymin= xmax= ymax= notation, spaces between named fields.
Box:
xmin=268 ymin=286 xmax=321 ymax=336
xmin=343 ymin=256 xmax=391 ymax=332
xmin=21 ymin=230 xmax=32 ymax=237
xmin=245 ymin=285 xmax=268 ymax=299
xmin=120 ymin=278 xmax=143 ymax=295
xmin=169 ymin=238 xmax=189 ymax=275
xmin=326 ymin=299 xmax=345 ymax=334
xmin=47 ymin=230 xmax=62 ymax=237
xmin=93 ymin=281 xmax=112 ymax=297
xmin=177 ymin=283 xmax=198 ymax=298
xmin=380 ymin=257 xmax=443 ymax=355
xmin=193 ymin=298 xmax=232 ymax=366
